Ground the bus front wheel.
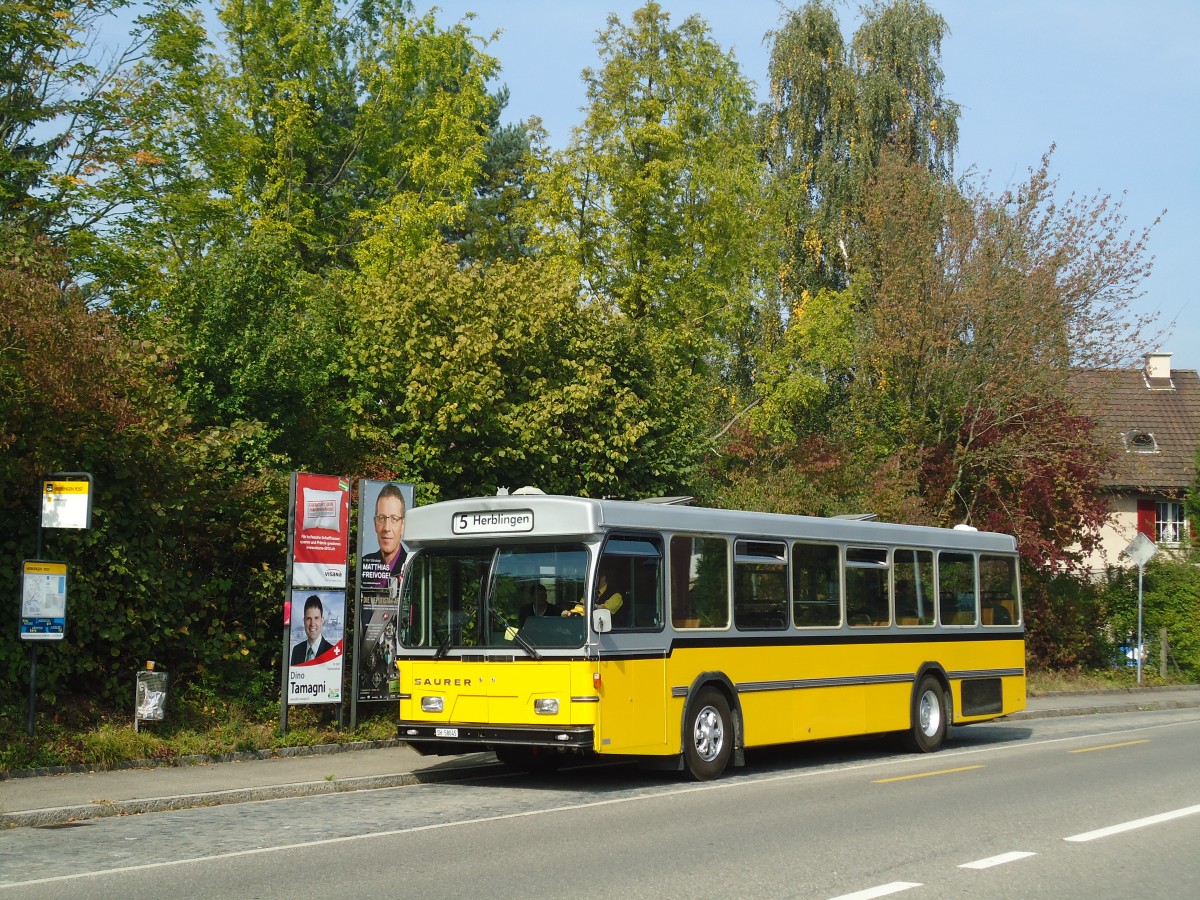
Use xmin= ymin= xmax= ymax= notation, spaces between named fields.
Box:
xmin=684 ymin=687 xmax=732 ymax=780
xmin=903 ymin=675 xmax=948 ymax=753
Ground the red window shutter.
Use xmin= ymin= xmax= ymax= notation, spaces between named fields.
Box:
xmin=1136 ymin=499 xmax=1156 ymax=538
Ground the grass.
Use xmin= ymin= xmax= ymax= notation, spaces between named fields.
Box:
xmin=2 ymin=667 xmax=1190 ymax=775
xmin=1026 ymin=667 xmax=1181 ymax=696
xmin=0 ymin=688 xmax=400 ymax=776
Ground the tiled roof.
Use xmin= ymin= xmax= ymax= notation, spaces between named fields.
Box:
xmin=1069 ymin=365 xmax=1200 ymax=490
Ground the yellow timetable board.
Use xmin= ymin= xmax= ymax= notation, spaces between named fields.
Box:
xmin=41 ymin=477 xmax=91 ymax=529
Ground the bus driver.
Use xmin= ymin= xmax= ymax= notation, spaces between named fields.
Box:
xmin=562 ymin=571 xmax=623 ymax=618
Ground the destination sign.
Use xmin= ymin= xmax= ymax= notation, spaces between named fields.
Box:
xmin=451 ymin=509 xmax=535 ymax=535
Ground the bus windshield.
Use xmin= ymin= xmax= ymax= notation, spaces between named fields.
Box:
xmin=399 ymin=543 xmax=589 ymax=651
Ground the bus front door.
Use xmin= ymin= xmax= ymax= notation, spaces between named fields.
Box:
xmin=595 ymin=653 xmax=668 ymax=755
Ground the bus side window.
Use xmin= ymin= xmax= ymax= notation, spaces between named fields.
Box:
xmin=894 ymin=548 xmax=934 ymax=626
xmin=938 ymin=552 xmax=977 ymax=626
xmin=734 ymin=540 xmax=787 ymax=630
xmin=846 ymin=547 xmax=889 ymax=627
xmin=979 ymin=554 xmax=1019 ymax=626
xmin=670 ymin=535 xmax=729 ymax=629
xmin=791 ymin=542 xmax=840 ymax=627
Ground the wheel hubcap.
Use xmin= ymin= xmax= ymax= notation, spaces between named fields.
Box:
xmin=919 ymin=690 xmax=941 ymax=737
xmin=694 ymin=705 xmax=724 ymax=761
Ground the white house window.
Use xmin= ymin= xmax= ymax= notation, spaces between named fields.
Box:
xmin=1156 ymin=501 xmax=1187 ymax=545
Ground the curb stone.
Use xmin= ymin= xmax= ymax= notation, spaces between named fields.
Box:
xmin=0 ymin=755 xmax=501 ymax=829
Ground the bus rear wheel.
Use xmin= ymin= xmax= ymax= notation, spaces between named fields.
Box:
xmin=684 ymin=687 xmax=732 ymax=780
xmin=903 ymin=675 xmax=948 ymax=753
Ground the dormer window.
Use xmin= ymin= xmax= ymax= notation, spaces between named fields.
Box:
xmin=1122 ymin=429 xmax=1159 ymax=453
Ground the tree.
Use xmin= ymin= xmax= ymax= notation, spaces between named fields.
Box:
xmin=529 ymin=2 xmax=767 ymax=481
xmin=71 ymin=1 xmax=505 ymax=473
xmin=735 ymin=144 xmax=1155 ymax=570
xmin=761 ymin=0 xmax=959 ymax=299
xmin=444 ymin=87 xmax=538 ymax=264
xmin=759 ymin=0 xmax=855 ymax=295
xmin=0 ymin=227 xmax=284 ymax=703
xmin=1102 ymin=555 xmax=1200 ymax=678
xmin=0 ymin=0 xmax=202 ymax=237
xmin=850 ymin=150 xmax=1153 ymax=552
xmin=851 ymin=0 xmax=958 ymax=179
xmin=146 ymin=228 xmax=354 ymax=470
xmin=533 ymin=2 xmax=763 ymax=360
xmin=342 ymin=245 xmax=700 ymax=499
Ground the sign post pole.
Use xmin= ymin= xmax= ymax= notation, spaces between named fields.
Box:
xmin=24 ymin=473 xmax=91 ymax=736
xmin=26 ymin=646 xmax=37 ymax=738
xmin=1122 ymin=532 xmax=1158 ymax=684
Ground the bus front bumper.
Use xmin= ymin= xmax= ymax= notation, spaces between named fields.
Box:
xmin=397 ymin=721 xmax=595 ymax=755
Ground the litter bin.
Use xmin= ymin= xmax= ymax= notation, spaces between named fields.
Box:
xmin=135 ymin=662 xmax=169 ymax=732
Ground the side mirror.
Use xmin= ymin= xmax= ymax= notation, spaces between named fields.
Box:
xmin=592 ymin=608 xmax=612 ymax=634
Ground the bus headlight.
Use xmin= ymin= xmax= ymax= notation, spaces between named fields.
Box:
xmin=421 ymin=696 xmax=444 ymax=713
xmin=534 ymin=698 xmax=559 ymax=715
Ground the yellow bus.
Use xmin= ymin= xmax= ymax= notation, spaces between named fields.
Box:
xmin=395 ymin=493 xmax=1024 ymax=779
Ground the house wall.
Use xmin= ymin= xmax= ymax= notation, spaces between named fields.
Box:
xmin=1085 ymin=494 xmax=1141 ymax=575
xmin=1082 ymin=492 xmax=1194 ymax=577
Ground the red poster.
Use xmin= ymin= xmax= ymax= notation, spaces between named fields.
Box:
xmin=292 ymin=473 xmax=350 ymax=588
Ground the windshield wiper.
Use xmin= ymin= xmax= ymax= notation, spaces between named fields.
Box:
xmin=490 ymin=607 xmax=540 ymax=659
xmin=433 ymin=630 xmax=453 ymax=659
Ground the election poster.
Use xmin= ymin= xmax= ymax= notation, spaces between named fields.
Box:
xmin=355 ymin=480 xmax=414 ymax=703
xmin=292 ymin=473 xmax=350 ymax=588
xmin=358 ymin=595 xmax=400 ymax=701
xmin=357 ymin=480 xmax=413 ymax=592
xmin=287 ymin=589 xmax=346 ymax=705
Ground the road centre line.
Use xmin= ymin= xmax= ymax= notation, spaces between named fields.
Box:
xmin=828 ymin=882 xmax=923 ymax=900
xmin=1065 ymin=803 xmax=1200 ymax=842
xmin=959 ymin=851 xmax=1037 ymax=869
xmin=873 ymin=765 xmax=984 ymax=783
xmin=1069 ymin=740 xmax=1150 ymax=753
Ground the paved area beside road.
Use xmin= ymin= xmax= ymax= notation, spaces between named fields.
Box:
xmin=4 ymin=686 xmax=1200 ymax=829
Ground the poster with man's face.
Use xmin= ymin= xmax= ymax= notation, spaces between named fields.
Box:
xmin=358 ymin=481 xmax=414 ymax=592
xmin=287 ymin=589 xmax=345 ymax=705
xmin=357 ymin=481 xmax=414 ymax=702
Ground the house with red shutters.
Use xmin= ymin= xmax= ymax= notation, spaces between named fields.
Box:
xmin=1069 ymin=352 xmax=1200 ymax=575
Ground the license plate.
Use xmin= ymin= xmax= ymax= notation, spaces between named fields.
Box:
xmin=434 ymin=727 xmax=459 ymax=738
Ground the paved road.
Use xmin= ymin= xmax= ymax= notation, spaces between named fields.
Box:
xmin=2 ymin=685 xmax=1199 ymax=830
xmin=2 ymin=706 xmax=1199 ymax=899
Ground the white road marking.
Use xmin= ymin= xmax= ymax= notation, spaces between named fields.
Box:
xmin=828 ymin=882 xmax=923 ymax=900
xmin=1065 ymin=803 xmax=1200 ymax=842
xmin=959 ymin=850 xmax=1037 ymax=869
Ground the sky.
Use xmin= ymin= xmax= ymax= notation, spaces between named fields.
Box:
xmin=419 ymin=1 xmax=1200 ymax=371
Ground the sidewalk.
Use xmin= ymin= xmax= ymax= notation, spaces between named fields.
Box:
xmin=4 ymin=686 xmax=1200 ymax=829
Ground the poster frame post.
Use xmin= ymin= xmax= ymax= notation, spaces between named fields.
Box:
xmin=280 ymin=472 xmax=298 ymax=736
xmin=281 ymin=473 xmax=350 ymax=735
